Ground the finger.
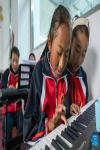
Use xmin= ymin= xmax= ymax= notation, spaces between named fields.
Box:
xmin=70 ymin=111 xmax=76 ymax=116
xmin=71 ymin=106 xmax=78 ymax=116
xmin=61 ymin=115 xmax=68 ymax=126
xmin=55 ymin=107 xmax=66 ymax=116
xmin=58 ymin=104 xmax=66 ymax=111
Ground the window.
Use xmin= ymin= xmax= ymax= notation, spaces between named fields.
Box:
xmin=31 ymin=0 xmax=100 ymax=50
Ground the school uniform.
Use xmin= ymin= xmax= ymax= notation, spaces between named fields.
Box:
xmin=1 ymin=65 xmax=23 ymax=146
xmin=24 ymin=51 xmax=70 ymax=148
xmin=66 ymin=63 xmax=88 ymax=108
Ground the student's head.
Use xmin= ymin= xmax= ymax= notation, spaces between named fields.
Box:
xmin=69 ymin=17 xmax=90 ymax=72
xmin=29 ymin=52 xmax=36 ymax=61
xmin=10 ymin=46 xmax=20 ymax=73
xmin=41 ymin=5 xmax=71 ymax=78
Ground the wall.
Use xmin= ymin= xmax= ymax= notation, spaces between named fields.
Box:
xmin=82 ymin=9 xmax=100 ymax=101
xmin=0 ymin=0 xmax=10 ymax=70
xmin=0 ymin=0 xmax=31 ymax=71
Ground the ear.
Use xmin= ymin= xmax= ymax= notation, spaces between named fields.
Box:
xmin=47 ymin=34 xmax=51 ymax=52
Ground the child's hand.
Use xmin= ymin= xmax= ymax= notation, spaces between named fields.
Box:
xmin=70 ymin=103 xmax=81 ymax=116
xmin=48 ymin=104 xmax=68 ymax=132
xmin=8 ymin=85 xmax=14 ymax=88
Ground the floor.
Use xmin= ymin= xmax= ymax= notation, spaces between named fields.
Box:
xmin=0 ymin=107 xmax=25 ymax=150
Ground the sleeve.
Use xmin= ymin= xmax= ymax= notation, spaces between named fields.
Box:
xmin=65 ymin=72 xmax=70 ymax=119
xmin=1 ymin=69 xmax=9 ymax=104
xmin=24 ymin=71 xmax=47 ymax=148
xmin=83 ymin=72 xmax=89 ymax=104
xmin=1 ymin=69 xmax=9 ymax=89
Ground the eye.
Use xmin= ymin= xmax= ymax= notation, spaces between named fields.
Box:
xmin=57 ymin=51 xmax=62 ymax=56
xmin=65 ymin=55 xmax=68 ymax=58
xmin=76 ymin=49 xmax=79 ymax=53
xmin=82 ymin=54 xmax=85 ymax=57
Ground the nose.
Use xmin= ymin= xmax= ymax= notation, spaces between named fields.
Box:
xmin=77 ymin=54 xmax=82 ymax=65
xmin=14 ymin=61 xmax=17 ymax=67
xmin=59 ymin=55 xmax=64 ymax=70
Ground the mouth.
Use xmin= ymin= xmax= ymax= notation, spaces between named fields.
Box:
xmin=75 ymin=64 xmax=80 ymax=69
xmin=57 ymin=69 xmax=63 ymax=76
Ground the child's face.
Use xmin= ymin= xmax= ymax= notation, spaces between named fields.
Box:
xmin=69 ymin=30 xmax=89 ymax=72
xmin=29 ymin=55 xmax=35 ymax=61
xmin=48 ymin=23 xmax=71 ymax=78
xmin=11 ymin=52 xmax=19 ymax=73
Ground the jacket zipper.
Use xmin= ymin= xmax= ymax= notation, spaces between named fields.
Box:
xmin=72 ymin=82 xmax=74 ymax=103
xmin=42 ymin=73 xmax=67 ymax=108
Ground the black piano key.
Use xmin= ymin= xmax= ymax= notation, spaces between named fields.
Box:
xmin=67 ymin=126 xmax=80 ymax=137
xmin=78 ymin=116 xmax=90 ymax=123
xmin=56 ymin=135 xmax=70 ymax=150
xmin=64 ymin=128 xmax=78 ymax=140
xmin=61 ymin=131 xmax=75 ymax=145
xmin=45 ymin=145 xmax=50 ymax=150
xmin=73 ymin=121 xmax=86 ymax=130
xmin=80 ymin=114 xmax=92 ymax=121
xmin=82 ymin=112 xmax=94 ymax=119
xmin=77 ymin=117 xmax=89 ymax=126
xmin=51 ymin=139 xmax=62 ymax=150
xmin=76 ymin=118 xmax=88 ymax=126
xmin=83 ymin=111 xmax=94 ymax=117
xmin=71 ymin=123 xmax=83 ymax=133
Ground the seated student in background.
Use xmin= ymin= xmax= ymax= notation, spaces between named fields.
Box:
xmin=24 ymin=5 xmax=72 ymax=148
xmin=1 ymin=46 xmax=23 ymax=146
xmin=29 ymin=52 xmax=36 ymax=61
xmin=67 ymin=16 xmax=89 ymax=115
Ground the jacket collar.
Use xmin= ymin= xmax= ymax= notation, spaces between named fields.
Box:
xmin=67 ymin=63 xmax=83 ymax=77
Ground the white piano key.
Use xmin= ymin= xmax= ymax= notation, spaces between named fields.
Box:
xmin=35 ymin=142 xmax=43 ymax=150
xmin=30 ymin=146 xmax=37 ymax=150
xmin=47 ymin=134 xmax=65 ymax=150
xmin=54 ymin=127 xmax=73 ymax=148
xmin=43 ymin=136 xmax=56 ymax=150
xmin=38 ymin=140 xmax=48 ymax=149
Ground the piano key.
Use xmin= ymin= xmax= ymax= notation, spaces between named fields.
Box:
xmin=72 ymin=121 xmax=86 ymax=130
xmin=59 ymin=124 xmax=78 ymax=141
xmin=79 ymin=114 xmax=92 ymax=121
xmin=43 ymin=136 xmax=56 ymax=150
xmin=30 ymin=146 xmax=37 ymax=150
xmin=67 ymin=126 xmax=80 ymax=137
xmin=45 ymin=145 xmax=51 ymax=150
xmin=56 ymin=135 xmax=70 ymax=150
xmin=51 ymin=139 xmax=63 ymax=150
xmin=71 ymin=123 xmax=83 ymax=133
xmin=47 ymin=134 xmax=64 ymax=150
xmin=76 ymin=118 xmax=89 ymax=126
xmin=35 ymin=142 xmax=43 ymax=150
xmin=61 ymin=131 xmax=75 ymax=145
xmin=54 ymin=127 xmax=72 ymax=148
xmin=64 ymin=128 xmax=78 ymax=141
xmin=78 ymin=116 xmax=90 ymax=123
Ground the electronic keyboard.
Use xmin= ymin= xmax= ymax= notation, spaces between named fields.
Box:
xmin=30 ymin=99 xmax=97 ymax=150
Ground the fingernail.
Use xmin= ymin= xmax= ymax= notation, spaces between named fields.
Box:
xmin=64 ymin=106 xmax=66 ymax=110
xmin=60 ymin=108 xmax=62 ymax=111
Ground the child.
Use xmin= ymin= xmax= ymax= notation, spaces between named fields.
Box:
xmin=1 ymin=46 xmax=23 ymax=146
xmin=29 ymin=52 xmax=36 ymax=61
xmin=67 ymin=17 xmax=89 ymax=116
xmin=24 ymin=5 xmax=72 ymax=148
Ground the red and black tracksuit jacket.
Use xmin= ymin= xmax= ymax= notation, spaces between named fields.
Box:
xmin=1 ymin=66 xmax=21 ymax=114
xmin=24 ymin=52 xmax=70 ymax=148
xmin=67 ymin=63 xmax=88 ymax=108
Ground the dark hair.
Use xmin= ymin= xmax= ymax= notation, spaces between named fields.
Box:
xmin=40 ymin=5 xmax=71 ymax=59
xmin=69 ymin=16 xmax=89 ymax=58
xmin=10 ymin=46 xmax=20 ymax=59
xmin=72 ymin=16 xmax=89 ymax=42
xmin=29 ymin=53 xmax=36 ymax=60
